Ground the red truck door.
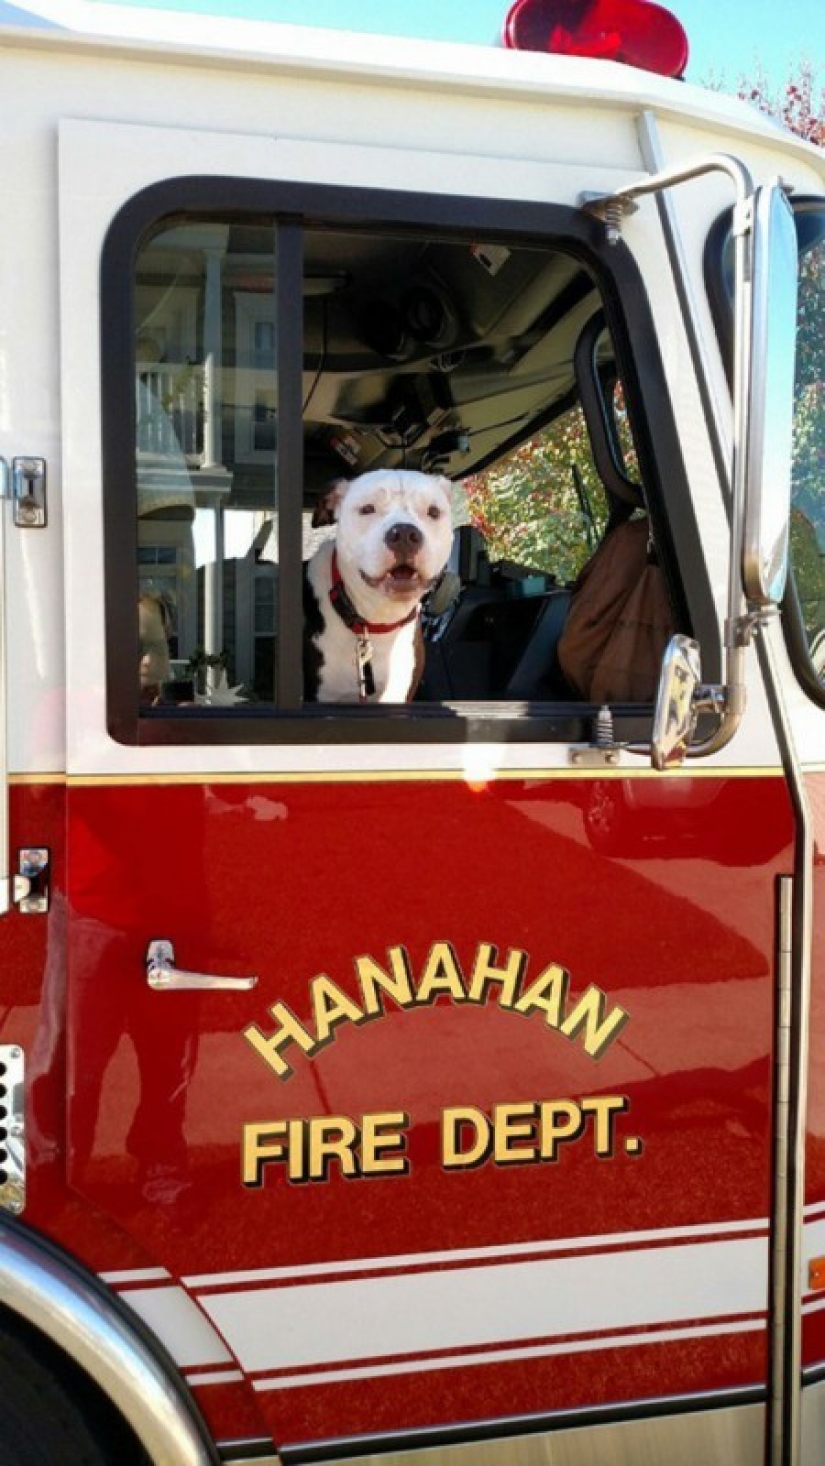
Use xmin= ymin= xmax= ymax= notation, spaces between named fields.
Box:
xmin=58 ymin=119 xmax=796 ymax=1457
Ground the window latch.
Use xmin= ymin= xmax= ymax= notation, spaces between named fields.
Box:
xmin=11 ymin=458 xmax=47 ymax=528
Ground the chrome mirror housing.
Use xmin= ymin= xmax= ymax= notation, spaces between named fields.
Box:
xmin=742 ymin=183 xmax=798 ymax=607
xmin=651 ymin=635 xmax=702 ymax=770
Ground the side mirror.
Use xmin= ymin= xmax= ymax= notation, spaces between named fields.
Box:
xmin=582 ymin=160 xmax=799 ymax=765
xmin=742 ymin=184 xmax=798 ymax=606
xmin=651 ymin=635 xmax=701 ymax=770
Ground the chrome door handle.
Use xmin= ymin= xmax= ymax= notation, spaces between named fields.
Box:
xmin=146 ymin=939 xmax=258 ymax=991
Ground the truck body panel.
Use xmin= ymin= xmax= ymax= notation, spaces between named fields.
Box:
xmin=0 ymin=6 xmax=824 ymax=1463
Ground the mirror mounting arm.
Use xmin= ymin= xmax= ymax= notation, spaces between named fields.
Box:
xmin=685 ymin=651 xmax=747 ymax=760
xmin=668 ymin=605 xmax=780 ymax=762
xmin=579 ymin=152 xmax=755 ymax=244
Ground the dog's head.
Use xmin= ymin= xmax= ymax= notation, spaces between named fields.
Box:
xmin=312 ymin=470 xmax=454 ymax=604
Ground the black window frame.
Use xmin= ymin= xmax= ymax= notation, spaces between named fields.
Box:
xmin=102 ymin=174 xmax=705 ymax=746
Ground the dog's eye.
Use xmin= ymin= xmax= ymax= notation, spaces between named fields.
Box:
xmin=427 ymin=505 xmax=442 ymax=520
xmin=358 ymin=504 xmax=376 ymax=516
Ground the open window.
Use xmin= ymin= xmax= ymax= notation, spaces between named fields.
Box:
xmin=102 ymin=179 xmax=696 ymax=745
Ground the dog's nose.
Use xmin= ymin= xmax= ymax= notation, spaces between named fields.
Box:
xmin=385 ymin=521 xmax=423 ymax=555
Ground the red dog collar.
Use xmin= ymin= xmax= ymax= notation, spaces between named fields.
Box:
xmin=328 ymin=550 xmax=420 ymax=636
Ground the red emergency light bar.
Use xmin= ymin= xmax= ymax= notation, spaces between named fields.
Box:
xmin=503 ymin=0 xmax=689 ymax=78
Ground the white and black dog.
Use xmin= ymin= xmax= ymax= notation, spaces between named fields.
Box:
xmin=303 ymin=470 xmax=454 ymax=702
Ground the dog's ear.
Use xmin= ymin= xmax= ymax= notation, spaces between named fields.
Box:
xmin=311 ymin=479 xmax=348 ymax=527
xmin=433 ymin=475 xmax=455 ymax=520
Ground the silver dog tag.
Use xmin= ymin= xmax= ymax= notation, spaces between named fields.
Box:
xmin=355 ymin=634 xmax=376 ymax=699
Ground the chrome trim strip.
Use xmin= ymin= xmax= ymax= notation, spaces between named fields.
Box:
xmin=760 ymin=627 xmax=815 ymax=1466
xmin=278 ymin=1401 xmax=766 ymax=1466
xmin=772 ymin=876 xmax=795 ymax=1458
xmin=0 ymin=1220 xmax=219 ymax=1465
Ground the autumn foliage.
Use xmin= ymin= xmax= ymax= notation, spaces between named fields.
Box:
xmin=742 ymin=63 xmax=824 ymax=147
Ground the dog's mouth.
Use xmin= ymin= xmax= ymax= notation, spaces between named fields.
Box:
xmin=361 ymin=563 xmax=427 ymax=596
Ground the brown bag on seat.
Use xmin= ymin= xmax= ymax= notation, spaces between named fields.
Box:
xmin=557 ymin=517 xmax=674 ymax=703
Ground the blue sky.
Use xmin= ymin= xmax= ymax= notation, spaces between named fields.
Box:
xmin=92 ymin=0 xmax=823 ymax=89
xmin=4 ymin=1 xmax=822 ymax=90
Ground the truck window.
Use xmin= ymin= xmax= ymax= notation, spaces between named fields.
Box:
xmin=134 ymin=219 xmax=282 ymax=707
xmin=102 ymin=183 xmax=693 ymax=744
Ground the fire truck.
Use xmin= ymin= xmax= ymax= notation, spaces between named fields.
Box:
xmin=0 ymin=0 xmax=824 ymax=1462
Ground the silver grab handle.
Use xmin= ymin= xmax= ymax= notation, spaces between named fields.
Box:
xmin=146 ymin=939 xmax=257 ymax=992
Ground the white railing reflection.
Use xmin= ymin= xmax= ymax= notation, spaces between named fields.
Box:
xmin=137 ymin=363 xmax=207 ymax=461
